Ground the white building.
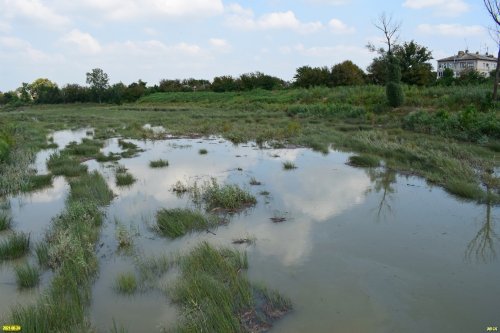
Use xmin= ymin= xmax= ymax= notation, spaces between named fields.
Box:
xmin=437 ymin=50 xmax=497 ymax=78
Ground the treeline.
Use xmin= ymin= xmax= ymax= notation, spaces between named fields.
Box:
xmin=0 ymin=39 xmax=496 ymax=106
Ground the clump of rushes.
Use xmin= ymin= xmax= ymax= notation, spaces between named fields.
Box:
xmin=118 ymin=139 xmax=143 ymax=159
xmin=0 ymin=211 xmax=12 ymax=231
xmin=47 ymin=152 xmax=88 ymax=177
xmin=198 ymin=148 xmax=208 ymax=155
xmin=95 ymin=152 xmax=121 ymax=162
xmin=118 ymin=139 xmax=138 ymax=150
xmin=193 ymin=178 xmax=257 ymax=212
xmin=171 ymin=242 xmax=291 ymax=332
xmin=445 ymin=180 xmax=485 ymax=201
xmin=69 ymin=171 xmax=114 ymax=206
xmin=347 ymin=154 xmax=380 ymax=168
xmin=35 ymin=242 xmax=50 ymax=268
xmin=156 ymin=208 xmax=216 ymax=238
xmin=115 ymin=272 xmax=137 ymax=294
xmin=149 ymin=159 xmax=169 ymax=168
xmin=14 ymin=264 xmax=40 ymax=289
xmin=171 ymin=181 xmax=188 ymax=194
xmin=282 ymin=161 xmax=297 ymax=170
xmin=0 ymin=232 xmax=30 ymax=261
xmin=66 ymin=138 xmax=103 ymax=157
xmin=115 ymin=221 xmax=136 ymax=250
xmin=21 ymin=174 xmax=53 ymax=192
xmin=249 ymin=177 xmax=261 ymax=186
xmin=116 ymin=172 xmax=136 ymax=187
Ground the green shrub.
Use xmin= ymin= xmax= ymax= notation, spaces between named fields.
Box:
xmin=386 ymin=82 xmax=404 ymax=107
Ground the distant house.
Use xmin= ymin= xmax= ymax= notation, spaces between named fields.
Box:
xmin=437 ymin=50 xmax=498 ymax=78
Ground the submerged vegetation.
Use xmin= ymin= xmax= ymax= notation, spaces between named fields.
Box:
xmin=14 ymin=264 xmax=40 ymax=289
xmin=347 ymin=154 xmax=380 ymax=168
xmin=149 ymin=159 xmax=169 ymax=168
xmin=0 ymin=232 xmax=30 ymax=261
xmin=114 ymin=272 xmax=138 ymax=294
xmin=115 ymin=172 xmax=136 ymax=187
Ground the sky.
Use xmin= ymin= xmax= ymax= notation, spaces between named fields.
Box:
xmin=0 ymin=0 xmax=496 ymax=91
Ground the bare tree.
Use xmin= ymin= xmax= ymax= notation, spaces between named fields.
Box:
xmin=483 ymin=0 xmax=500 ymax=100
xmin=373 ymin=12 xmax=401 ymax=55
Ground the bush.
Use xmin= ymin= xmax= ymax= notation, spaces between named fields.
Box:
xmin=386 ymin=82 xmax=405 ymax=107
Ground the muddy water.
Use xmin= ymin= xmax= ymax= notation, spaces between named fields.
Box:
xmin=1 ymin=130 xmax=499 ymax=333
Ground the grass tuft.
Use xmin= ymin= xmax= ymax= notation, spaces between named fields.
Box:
xmin=0 ymin=232 xmax=30 ymax=261
xmin=66 ymin=138 xmax=103 ymax=157
xmin=47 ymin=152 xmax=88 ymax=177
xmin=198 ymin=148 xmax=208 ymax=155
xmin=35 ymin=242 xmax=50 ymax=268
xmin=282 ymin=161 xmax=297 ymax=170
xmin=149 ymin=159 xmax=169 ymax=168
xmin=347 ymin=154 xmax=380 ymax=168
xmin=21 ymin=174 xmax=53 ymax=192
xmin=445 ymin=180 xmax=485 ymax=201
xmin=115 ymin=172 xmax=136 ymax=187
xmin=96 ymin=152 xmax=121 ymax=162
xmin=249 ymin=177 xmax=262 ymax=186
xmin=69 ymin=171 xmax=114 ymax=206
xmin=191 ymin=178 xmax=257 ymax=212
xmin=0 ymin=211 xmax=12 ymax=231
xmin=14 ymin=264 xmax=40 ymax=289
xmin=156 ymin=208 xmax=216 ymax=238
xmin=114 ymin=272 xmax=137 ymax=294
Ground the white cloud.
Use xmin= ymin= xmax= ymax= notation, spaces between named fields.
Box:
xmin=59 ymin=0 xmax=224 ymax=20
xmin=328 ymin=19 xmax=355 ymax=34
xmin=417 ymin=24 xmax=485 ymax=36
xmin=0 ymin=36 xmax=63 ymax=63
xmin=306 ymin=0 xmax=349 ymax=4
xmin=62 ymin=29 xmax=101 ymax=54
xmin=1 ymin=0 xmax=70 ymax=27
xmin=403 ymin=0 xmax=469 ymax=16
xmin=209 ymin=38 xmax=231 ymax=52
xmin=226 ymin=4 xmax=323 ymax=33
xmin=0 ymin=21 xmax=11 ymax=33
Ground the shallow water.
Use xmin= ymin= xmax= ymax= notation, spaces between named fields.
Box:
xmin=1 ymin=131 xmax=499 ymax=332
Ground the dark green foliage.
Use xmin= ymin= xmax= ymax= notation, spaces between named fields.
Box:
xmin=66 ymin=138 xmax=103 ymax=157
xmin=293 ymin=65 xmax=331 ymax=88
xmin=403 ymin=107 xmax=500 ymax=142
xmin=386 ymin=82 xmax=405 ymax=107
xmin=0 ymin=232 xmax=30 ymax=261
xmin=195 ymin=179 xmax=257 ymax=211
xmin=0 ymin=138 xmax=10 ymax=162
xmin=95 ymin=152 xmax=121 ymax=162
xmin=393 ymin=41 xmax=434 ymax=86
xmin=347 ymin=155 xmax=380 ymax=167
xmin=198 ymin=148 xmax=208 ymax=155
xmin=282 ymin=161 xmax=297 ymax=170
xmin=156 ymin=208 xmax=216 ymax=238
xmin=15 ymin=264 xmax=40 ymax=289
xmin=212 ymin=75 xmax=240 ymax=92
xmin=331 ymin=60 xmax=366 ymax=86
xmin=0 ymin=212 xmax=12 ymax=231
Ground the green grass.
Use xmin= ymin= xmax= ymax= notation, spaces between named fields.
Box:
xmin=118 ymin=139 xmax=138 ymax=150
xmin=115 ymin=172 xmax=136 ymax=187
xmin=14 ymin=264 xmax=40 ymax=289
xmin=96 ymin=152 xmax=121 ymax=162
xmin=0 ymin=232 xmax=30 ymax=261
xmin=190 ymin=178 xmax=257 ymax=211
xmin=156 ymin=208 xmax=216 ymax=238
xmin=115 ymin=221 xmax=136 ymax=250
xmin=66 ymin=138 xmax=103 ymax=157
xmin=0 ymin=211 xmax=12 ymax=231
xmin=282 ymin=161 xmax=297 ymax=170
xmin=35 ymin=242 xmax=50 ymax=268
xmin=69 ymin=171 xmax=114 ymax=205
xmin=445 ymin=180 xmax=485 ymax=201
xmin=249 ymin=177 xmax=262 ymax=185
xmin=171 ymin=242 xmax=290 ymax=332
xmin=47 ymin=152 xmax=88 ymax=177
xmin=198 ymin=148 xmax=208 ymax=155
xmin=149 ymin=159 xmax=169 ymax=168
xmin=21 ymin=174 xmax=53 ymax=192
xmin=114 ymin=272 xmax=137 ymax=294
xmin=347 ymin=154 xmax=381 ymax=168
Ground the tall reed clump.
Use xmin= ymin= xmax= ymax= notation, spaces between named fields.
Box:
xmin=47 ymin=152 xmax=88 ymax=177
xmin=171 ymin=242 xmax=291 ymax=332
xmin=0 ymin=232 xmax=30 ymax=261
xmin=0 ymin=211 xmax=12 ymax=231
xmin=14 ymin=264 xmax=40 ymax=289
xmin=386 ymin=55 xmax=404 ymax=108
xmin=149 ymin=159 xmax=169 ymax=168
xmin=156 ymin=208 xmax=216 ymax=238
xmin=9 ymin=172 xmax=113 ymax=332
xmin=190 ymin=178 xmax=256 ymax=212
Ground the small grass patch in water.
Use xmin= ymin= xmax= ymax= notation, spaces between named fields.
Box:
xmin=149 ymin=159 xmax=169 ymax=168
xmin=347 ymin=154 xmax=380 ymax=168
xmin=115 ymin=172 xmax=136 ymax=187
xmin=114 ymin=272 xmax=137 ymax=294
xmin=69 ymin=171 xmax=114 ymax=206
xmin=95 ymin=152 xmax=121 ymax=162
xmin=0 ymin=232 xmax=30 ymax=261
xmin=232 ymin=235 xmax=256 ymax=245
xmin=171 ymin=180 xmax=188 ymax=194
xmin=21 ymin=174 xmax=53 ymax=192
xmin=118 ymin=139 xmax=138 ymax=150
xmin=0 ymin=211 xmax=12 ymax=231
xmin=35 ymin=242 xmax=50 ymax=268
xmin=171 ymin=242 xmax=290 ymax=332
xmin=282 ymin=161 xmax=297 ymax=170
xmin=198 ymin=148 xmax=208 ymax=155
xmin=156 ymin=208 xmax=216 ymax=238
xmin=47 ymin=152 xmax=88 ymax=177
xmin=66 ymin=138 xmax=103 ymax=157
xmin=14 ymin=264 xmax=40 ymax=289
xmin=249 ymin=177 xmax=262 ymax=186
xmin=191 ymin=178 xmax=257 ymax=212
xmin=259 ymin=191 xmax=270 ymax=196
xmin=114 ymin=220 xmax=138 ymax=250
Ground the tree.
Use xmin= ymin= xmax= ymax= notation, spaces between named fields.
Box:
xmin=86 ymin=68 xmax=109 ymax=103
xmin=372 ymin=12 xmax=401 ymax=55
xmin=29 ymin=78 xmax=61 ymax=104
xmin=211 ymin=76 xmax=240 ymax=92
xmin=393 ymin=41 xmax=434 ymax=86
xmin=438 ymin=68 xmax=455 ymax=86
xmin=330 ymin=60 xmax=365 ymax=86
xmin=483 ymin=0 xmax=500 ymax=100
xmin=293 ymin=66 xmax=331 ymax=88
xmin=61 ymin=84 xmax=90 ymax=103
